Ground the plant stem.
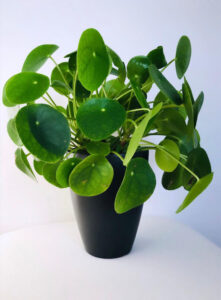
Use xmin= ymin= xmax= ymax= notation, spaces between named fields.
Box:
xmin=46 ymin=92 xmax=57 ymax=107
xmin=127 ymin=108 xmax=150 ymax=113
xmin=72 ymin=71 xmax=78 ymax=119
xmin=49 ymin=55 xmax=70 ymax=87
xmin=111 ymin=151 xmax=124 ymax=162
xmin=161 ymin=58 xmax=175 ymax=73
xmin=125 ymin=118 xmax=138 ymax=129
xmin=42 ymin=96 xmax=55 ymax=107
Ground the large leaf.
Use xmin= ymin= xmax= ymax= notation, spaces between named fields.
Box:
xmin=155 ymin=139 xmax=180 ymax=172
xmin=77 ymin=28 xmax=111 ymax=91
xmin=76 ymin=98 xmax=126 ymax=141
xmin=107 ymin=47 xmax=126 ymax=83
xmin=127 ymin=56 xmax=149 ymax=85
xmin=43 ymin=162 xmax=63 ymax=188
xmin=175 ymin=36 xmax=191 ymax=79
xmin=149 ymin=64 xmax=182 ymax=104
xmin=193 ymin=92 xmax=204 ymax=127
xmin=86 ymin=141 xmax=110 ymax=156
xmin=130 ymin=80 xmax=148 ymax=108
xmin=176 ymin=173 xmax=213 ymax=213
xmin=147 ymin=46 xmax=167 ymax=69
xmin=51 ymin=62 xmax=72 ymax=95
xmin=5 ymin=72 xmax=50 ymax=104
xmin=16 ymin=104 xmax=71 ymax=162
xmin=56 ymin=157 xmax=81 ymax=188
xmin=69 ymin=155 xmax=114 ymax=196
xmin=124 ymin=103 xmax=163 ymax=166
xmin=15 ymin=148 xmax=36 ymax=180
xmin=7 ymin=118 xmax=23 ymax=146
xmin=22 ymin=44 xmax=59 ymax=72
xmin=115 ymin=158 xmax=156 ymax=214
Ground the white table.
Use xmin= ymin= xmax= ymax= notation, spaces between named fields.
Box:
xmin=0 ymin=216 xmax=220 ymax=300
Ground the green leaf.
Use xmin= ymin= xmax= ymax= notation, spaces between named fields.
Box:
xmin=182 ymin=147 xmax=211 ymax=190
xmin=51 ymin=62 xmax=72 ymax=95
xmin=69 ymin=155 xmax=114 ymax=196
xmin=16 ymin=104 xmax=71 ymax=162
xmin=149 ymin=64 xmax=182 ymax=105
xmin=107 ymin=47 xmax=126 ymax=83
xmin=33 ymin=159 xmax=46 ymax=175
xmin=86 ymin=141 xmax=110 ymax=156
xmin=147 ymin=46 xmax=167 ymax=69
xmin=176 ymin=173 xmax=213 ymax=213
xmin=15 ymin=148 xmax=36 ymax=180
xmin=43 ymin=162 xmax=63 ymax=188
xmin=153 ymin=91 xmax=170 ymax=107
xmin=130 ymin=80 xmax=148 ymax=108
xmin=124 ymin=103 xmax=163 ymax=166
xmin=182 ymin=79 xmax=194 ymax=133
xmin=103 ymin=79 xmax=125 ymax=98
xmin=162 ymin=165 xmax=184 ymax=190
xmin=175 ymin=36 xmax=191 ymax=79
xmin=77 ymin=28 xmax=111 ymax=91
xmin=22 ymin=44 xmax=59 ymax=72
xmin=193 ymin=92 xmax=204 ymax=127
xmin=76 ymin=98 xmax=126 ymax=141
xmin=127 ymin=56 xmax=149 ymax=85
xmin=5 ymin=72 xmax=50 ymax=104
xmin=7 ymin=118 xmax=23 ymax=146
xmin=76 ymin=80 xmax=90 ymax=100
xmin=115 ymin=158 xmax=156 ymax=214
xmin=66 ymin=51 xmax=77 ymax=72
xmin=155 ymin=139 xmax=180 ymax=172
xmin=2 ymin=83 xmax=15 ymax=107
xmin=56 ymin=157 xmax=82 ymax=188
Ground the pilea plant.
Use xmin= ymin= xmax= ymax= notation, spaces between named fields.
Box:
xmin=3 ymin=28 xmax=213 ymax=214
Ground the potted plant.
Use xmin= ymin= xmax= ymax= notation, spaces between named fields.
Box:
xmin=3 ymin=28 xmax=213 ymax=258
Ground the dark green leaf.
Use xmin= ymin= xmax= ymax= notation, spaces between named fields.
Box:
xmin=107 ymin=47 xmax=126 ymax=83
xmin=193 ymin=92 xmax=204 ymax=127
xmin=43 ymin=162 xmax=63 ymax=188
xmin=175 ymin=36 xmax=191 ymax=79
xmin=115 ymin=158 xmax=156 ymax=214
xmin=15 ymin=148 xmax=36 ymax=180
xmin=162 ymin=165 xmax=184 ymax=190
xmin=33 ymin=159 xmax=46 ymax=175
xmin=76 ymin=80 xmax=90 ymax=99
xmin=56 ymin=157 xmax=82 ymax=188
xmin=147 ymin=46 xmax=167 ymax=69
xmin=182 ymin=79 xmax=194 ymax=133
xmin=103 ymin=79 xmax=125 ymax=98
xmin=67 ymin=51 xmax=77 ymax=72
xmin=153 ymin=91 xmax=170 ymax=107
xmin=7 ymin=118 xmax=23 ymax=146
xmin=86 ymin=141 xmax=110 ymax=156
xmin=127 ymin=56 xmax=149 ymax=85
xmin=130 ymin=80 xmax=148 ymax=108
xmin=155 ymin=139 xmax=180 ymax=172
xmin=51 ymin=62 xmax=72 ymax=95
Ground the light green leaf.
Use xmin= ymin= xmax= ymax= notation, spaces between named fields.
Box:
xmin=33 ymin=159 xmax=46 ymax=175
xmin=43 ymin=162 xmax=63 ymax=188
xmin=175 ymin=36 xmax=191 ymax=79
xmin=107 ymin=47 xmax=126 ymax=83
xmin=15 ymin=148 xmax=36 ymax=180
xmin=56 ymin=157 xmax=81 ymax=188
xmin=147 ymin=46 xmax=167 ymax=69
xmin=7 ymin=118 xmax=23 ymax=146
xmin=130 ymin=80 xmax=148 ymax=108
xmin=86 ymin=141 xmax=110 ymax=156
xmin=115 ymin=158 xmax=156 ymax=214
xmin=51 ymin=62 xmax=72 ymax=95
xmin=2 ymin=83 xmax=15 ymax=107
xmin=155 ymin=139 xmax=180 ymax=172
xmin=103 ymin=79 xmax=125 ymax=98
xmin=69 ymin=155 xmax=114 ymax=196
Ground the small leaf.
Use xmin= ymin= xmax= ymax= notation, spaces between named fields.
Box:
xmin=103 ymin=79 xmax=125 ymax=98
xmin=147 ymin=46 xmax=167 ymax=69
xmin=86 ymin=141 xmax=110 ymax=156
xmin=69 ymin=155 xmax=114 ymax=196
xmin=22 ymin=44 xmax=59 ymax=72
xmin=51 ymin=62 xmax=72 ymax=95
xmin=66 ymin=51 xmax=77 ymax=72
xmin=130 ymin=80 xmax=148 ymax=108
xmin=176 ymin=173 xmax=213 ymax=213
xmin=127 ymin=56 xmax=149 ymax=85
xmin=15 ymin=148 xmax=36 ymax=180
xmin=76 ymin=98 xmax=126 ymax=141
xmin=153 ymin=91 xmax=170 ymax=107
xmin=16 ymin=104 xmax=71 ymax=162
xmin=107 ymin=47 xmax=126 ymax=83
xmin=182 ymin=79 xmax=194 ymax=133
xmin=7 ymin=118 xmax=23 ymax=146
xmin=162 ymin=165 xmax=184 ymax=190
xmin=33 ymin=159 xmax=46 ymax=175
xmin=56 ymin=157 xmax=81 ymax=188
xmin=175 ymin=36 xmax=191 ymax=79
xmin=43 ymin=162 xmax=63 ymax=188
xmin=155 ymin=139 xmax=180 ymax=172
xmin=77 ymin=28 xmax=111 ymax=91
xmin=193 ymin=92 xmax=204 ymax=127
xmin=149 ymin=64 xmax=182 ymax=104
xmin=2 ymin=83 xmax=15 ymax=107
xmin=5 ymin=72 xmax=50 ymax=104
xmin=115 ymin=158 xmax=156 ymax=214
xmin=76 ymin=80 xmax=90 ymax=99
xmin=124 ymin=103 xmax=163 ymax=166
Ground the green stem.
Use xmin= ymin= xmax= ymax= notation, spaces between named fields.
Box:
xmin=46 ymin=92 xmax=57 ymax=107
xmin=161 ymin=58 xmax=175 ymax=73
xmin=127 ymin=108 xmax=150 ymax=113
xmin=111 ymin=151 xmax=124 ymax=162
xmin=72 ymin=71 xmax=78 ymax=119
xmin=125 ymin=118 xmax=138 ymax=129
xmin=49 ymin=55 xmax=70 ymax=87
xmin=42 ymin=96 xmax=55 ymax=107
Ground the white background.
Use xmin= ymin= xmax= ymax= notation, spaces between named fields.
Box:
xmin=0 ymin=0 xmax=220 ymax=246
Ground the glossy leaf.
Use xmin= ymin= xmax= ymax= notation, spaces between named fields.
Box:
xmin=130 ymin=80 xmax=148 ymax=108
xmin=22 ymin=44 xmax=59 ymax=72
xmin=77 ymin=28 xmax=111 ymax=91
xmin=147 ymin=46 xmax=167 ymax=69
xmin=69 ymin=155 xmax=114 ymax=196
xmin=65 ymin=51 xmax=77 ymax=72
xmin=149 ymin=64 xmax=182 ymax=105
xmin=124 ymin=103 xmax=163 ymax=166
xmin=103 ymin=79 xmax=125 ymax=98
xmin=51 ymin=62 xmax=72 ymax=95
xmin=176 ymin=173 xmax=213 ymax=213
xmin=33 ymin=159 xmax=45 ymax=175
xmin=56 ymin=157 xmax=81 ymax=188
xmin=43 ymin=162 xmax=63 ymax=188
xmin=2 ymin=83 xmax=15 ymax=107
xmin=155 ymin=139 xmax=180 ymax=172
xmin=193 ymin=92 xmax=204 ymax=127
xmin=76 ymin=98 xmax=126 ymax=141
xmin=16 ymin=104 xmax=71 ymax=162
xmin=175 ymin=36 xmax=191 ymax=79
xmin=15 ymin=148 xmax=36 ymax=180
xmin=5 ymin=72 xmax=50 ymax=104
xmin=127 ymin=56 xmax=149 ymax=85
xmin=107 ymin=47 xmax=126 ymax=83
xmin=7 ymin=118 xmax=23 ymax=146
xmin=115 ymin=158 xmax=156 ymax=214
xmin=86 ymin=141 xmax=110 ymax=156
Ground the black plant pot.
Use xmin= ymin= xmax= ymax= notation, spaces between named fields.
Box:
xmin=71 ymin=150 xmax=149 ymax=259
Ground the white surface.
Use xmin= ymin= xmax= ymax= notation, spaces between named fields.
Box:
xmin=0 ymin=216 xmax=220 ymax=300
xmin=0 ymin=0 xmax=221 ymax=246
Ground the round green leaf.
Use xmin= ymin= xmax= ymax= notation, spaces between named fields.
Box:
xmin=86 ymin=141 xmax=110 ymax=156
xmin=107 ymin=47 xmax=126 ymax=83
xmin=22 ymin=44 xmax=59 ymax=72
xmin=43 ymin=162 xmax=63 ymax=188
xmin=33 ymin=159 xmax=46 ymax=175
xmin=5 ymin=72 xmax=50 ymax=104
xmin=182 ymin=148 xmax=211 ymax=190
xmin=2 ymin=83 xmax=15 ymax=107
xmin=147 ymin=46 xmax=167 ymax=69
xmin=15 ymin=148 xmax=36 ymax=180
xmin=127 ymin=56 xmax=149 ymax=85
xmin=176 ymin=173 xmax=213 ymax=213
xmin=56 ymin=157 xmax=82 ymax=188
xmin=51 ymin=62 xmax=72 ymax=95
xmin=76 ymin=98 xmax=126 ymax=141
xmin=162 ymin=165 xmax=184 ymax=190
xmin=7 ymin=118 xmax=23 ymax=146
xmin=155 ymin=139 xmax=180 ymax=172
xmin=175 ymin=36 xmax=191 ymax=79
xmin=76 ymin=80 xmax=90 ymax=100
xmin=16 ymin=104 xmax=71 ymax=162
xmin=115 ymin=158 xmax=156 ymax=214
xmin=103 ymin=79 xmax=125 ymax=98
xmin=77 ymin=28 xmax=111 ymax=91
xmin=69 ymin=155 xmax=114 ymax=196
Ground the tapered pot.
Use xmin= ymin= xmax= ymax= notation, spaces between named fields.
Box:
xmin=71 ymin=151 xmax=149 ymax=259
